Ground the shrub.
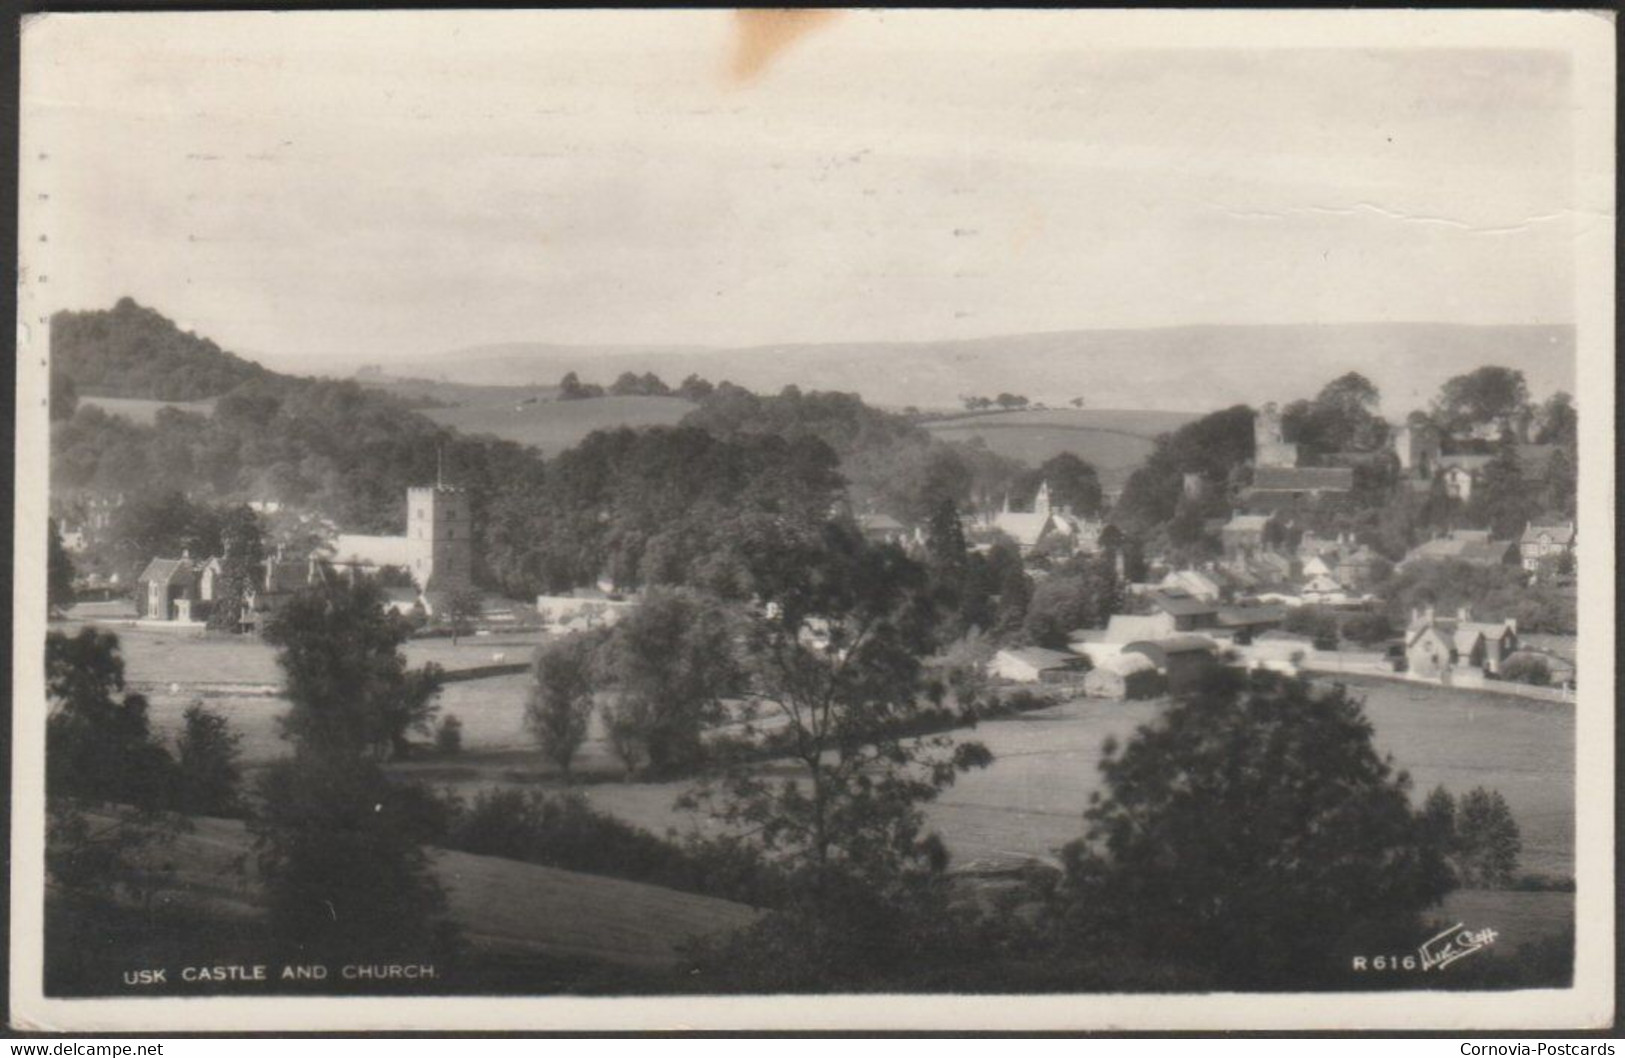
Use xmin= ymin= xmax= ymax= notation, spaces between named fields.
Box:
xmin=434 ymin=715 xmax=463 ymax=757
xmin=1500 ymin=654 xmax=1552 ymax=687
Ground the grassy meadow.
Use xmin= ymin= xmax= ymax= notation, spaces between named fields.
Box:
xmin=422 ymin=395 xmax=695 ymax=456
xmin=78 ymin=395 xmax=217 ymax=424
xmin=922 ymin=408 xmax=1197 ymax=483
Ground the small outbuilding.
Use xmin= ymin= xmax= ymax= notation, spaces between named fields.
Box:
xmin=992 ymin=647 xmax=1087 ymax=685
xmin=1082 ymin=653 xmax=1163 ymax=700
xmin=1121 ymin=635 xmax=1220 ymax=696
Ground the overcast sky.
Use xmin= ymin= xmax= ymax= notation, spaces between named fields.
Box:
xmin=21 ymin=10 xmax=1582 ymax=365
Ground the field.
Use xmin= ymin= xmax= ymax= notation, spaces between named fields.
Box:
xmin=125 ymin=814 xmax=757 ymax=968
xmin=90 ymin=618 xmax=1575 ymax=878
xmin=421 ymin=395 xmax=695 ymax=456
xmin=77 ymin=395 xmax=216 ymax=424
xmin=923 ymin=408 xmax=1196 ymax=482
xmin=571 ymin=681 xmax=1575 ymax=878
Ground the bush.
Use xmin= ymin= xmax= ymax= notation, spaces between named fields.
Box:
xmin=443 ymin=788 xmax=785 ymax=908
xmin=1500 ymin=654 xmax=1552 ymax=687
xmin=174 ymin=703 xmax=243 ymax=817
xmin=1339 ymin=612 xmax=1395 ymax=646
xmin=434 ymin=715 xmax=463 ymax=757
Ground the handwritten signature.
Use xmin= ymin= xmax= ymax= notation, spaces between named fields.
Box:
xmin=1418 ymin=922 xmax=1499 ymax=971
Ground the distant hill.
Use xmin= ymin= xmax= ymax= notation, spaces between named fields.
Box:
xmin=372 ymin=323 xmax=1575 ymax=417
xmin=52 ymin=297 xmax=275 ymax=401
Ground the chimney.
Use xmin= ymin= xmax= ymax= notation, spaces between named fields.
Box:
xmin=1410 ymin=607 xmax=1420 ymax=626
xmin=1424 ymin=604 xmax=1435 ymax=625
xmin=1457 ymin=605 xmax=1470 ymax=623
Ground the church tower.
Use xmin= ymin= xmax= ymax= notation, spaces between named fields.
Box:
xmin=406 ymin=484 xmax=473 ymax=597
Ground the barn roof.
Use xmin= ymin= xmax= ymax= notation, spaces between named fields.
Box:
xmin=1250 ymin=466 xmax=1355 ymax=492
xmin=997 ymin=647 xmax=1080 ymax=671
xmin=1217 ymin=604 xmax=1288 ymax=628
xmin=1123 ymin=635 xmax=1220 ymax=661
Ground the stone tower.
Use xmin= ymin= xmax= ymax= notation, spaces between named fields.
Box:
xmin=1254 ymin=402 xmax=1299 ymax=469
xmin=1393 ymin=419 xmax=1441 ymax=477
xmin=406 ymin=484 xmax=473 ymax=596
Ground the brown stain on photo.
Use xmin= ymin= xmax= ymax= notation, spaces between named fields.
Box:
xmin=730 ymin=9 xmax=841 ymax=85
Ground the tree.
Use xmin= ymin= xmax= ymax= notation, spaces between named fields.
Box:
xmin=441 ymin=586 xmax=484 ymax=645
xmin=1054 ymin=672 xmax=1455 ymax=986
xmin=50 ymin=369 xmax=79 ymax=421
xmin=1533 ymin=391 xmax=1577 ymax=449
xmin=263 ymin=578 xmax=444 ymax=761
xmin=678 ymin=374 xmax=715 ymax=402
xmin=525 ymin=632 xmax=600 ymax=781
xmin=1022 ymin=555 xmax=1122 ymax=649
xmin=1467 ymin=443 xmax=1539 ymax=540
xmin=1432 ymin=366 xmax=1531 ymax=437
xmin=1019 ymin=452 xmax=1104 ymax=517
xmin=206 ymin=505 xmax=265 ymax=633
xmin=252 ymin=759 xmax=452 ymax=962
xmin=1541 ymin=446 xmax=1577 ymax=521
xmin=253 ymin=579 xmax=453 ymax=962
xmin=46 ymin=628 xmax=180 ymax=809
xmin=1455 ymin=788 xmax=1522 ymax=888
xmin=1500 ymin=653 xmax=1552 ymax=686
xmin=679 ymin=521 xmax=993 ymax=985
xmin=48 ymin=519 xmax=76 ymax=616
xmin=45 ymin=629 xmax=187 ymax=908
xmin=598 ymin=588 xmax=739 ymax=777
xmin=174 ymin=703 xmax=243 ymax=816
xmin=1283 ymin=373 xmax=1390 ymax=457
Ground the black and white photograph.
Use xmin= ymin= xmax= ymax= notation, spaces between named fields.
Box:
xmin=9 ymin=8 xmax=1615 ymax=1033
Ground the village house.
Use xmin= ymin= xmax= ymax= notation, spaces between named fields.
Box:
xmin=135 ymin=554 xmax=208 ymax=622
xmin=855 ymin=512 xmax=908 ymax=547
xmin=1220 ymin=513 xmax=1277 ymax=560
xmin=1404 ymin=605 xmax=1520 ymax=680
xmin=1335 ymin=544 xmax=1384 ymax=590
xmin=1519 ymin=521 xmax=1576 ymax=573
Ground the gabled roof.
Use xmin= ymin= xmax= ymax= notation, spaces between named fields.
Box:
xmin=1251 ymin=466 xmax=1355 ymax=492
xmin=1103 ymin=614 xmax=1175 ymax=642
xmin=857 ymin=513 xmax=905 ymax=534
xmin=996 ymin=647 xmax=1080 ymax=671
xmin=1452 ymin=627 xmax=1485 ymax=655
xmin=1407 ymin=623 xmax=1452 ymax=649
xmin=1217 ymin=604 xmax=1288 ymax=628
xmin=137 ymin=557 xmax=194 ymax=585
xmin=1521 ymin=522 xmax=1575 ymax=546
xmin=1123 ymin=634 xmax=1220 ymax=659
xmin=1147 ymin=591 xmax=1220 ymax=617
xmin=992 ymin=512 xmax=1054 ymax=549
xmin=332 ymin=533 xmax=414 ymax=569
